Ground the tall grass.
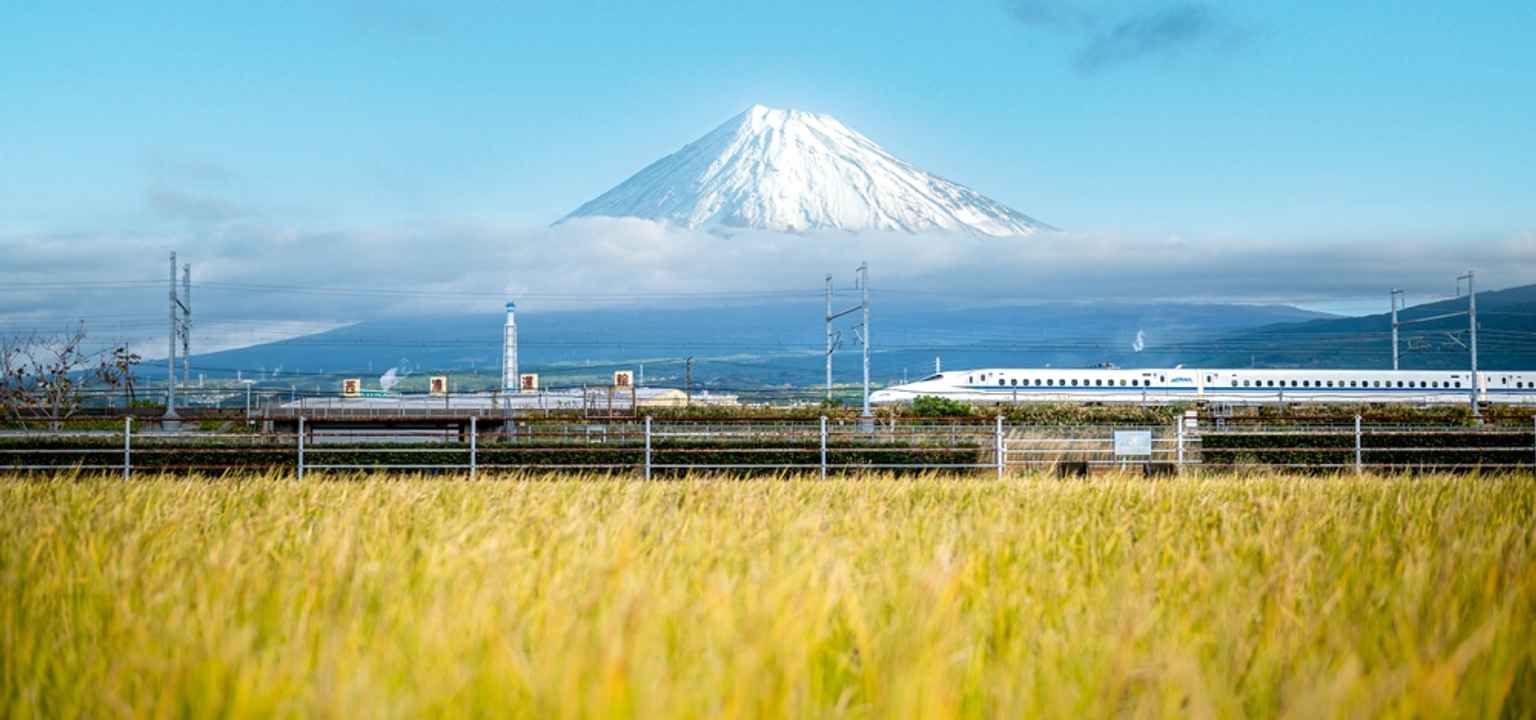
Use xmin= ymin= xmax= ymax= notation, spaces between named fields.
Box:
xmin=2 ymin=472 xmax=1533 ymax=718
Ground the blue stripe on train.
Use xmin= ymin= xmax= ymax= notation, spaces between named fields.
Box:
xmin=958 ymin=385 xmax=1531 ymax=393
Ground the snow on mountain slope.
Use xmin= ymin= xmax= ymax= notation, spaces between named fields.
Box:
xmin=562 ymin=105 xmax=1055 ymax=237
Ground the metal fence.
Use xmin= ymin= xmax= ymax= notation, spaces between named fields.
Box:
xmin=2 ymin=416 xmax=1534 ymax=477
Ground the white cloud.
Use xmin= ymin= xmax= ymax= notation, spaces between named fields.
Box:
xmin=2 ymin=214 xmax=1532 ymax=358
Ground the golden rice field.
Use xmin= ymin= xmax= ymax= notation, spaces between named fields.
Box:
xmin=2 ymin=471 xmax=1534 ymax=718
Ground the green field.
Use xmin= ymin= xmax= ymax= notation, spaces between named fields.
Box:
xmin=3 ymin=473 xmax=1533 ymax=718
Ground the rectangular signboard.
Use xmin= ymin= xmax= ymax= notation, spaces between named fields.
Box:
xmin=1114 ymin=430 xmax=1154 ymax=457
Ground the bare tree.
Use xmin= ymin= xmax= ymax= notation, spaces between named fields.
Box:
xmin=0 ymin=323 xmax=100 ymax=430
xmin=96 ymin=345 xmax=142 ymax=409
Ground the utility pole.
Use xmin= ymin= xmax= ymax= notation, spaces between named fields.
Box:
xmin=164 ymin=251 xmax=179 ymax=423
xmin=1459 ymin=270 xmax=1479 ymax=419
xmin=1390 ymin=288 xmax=1404 ymax=370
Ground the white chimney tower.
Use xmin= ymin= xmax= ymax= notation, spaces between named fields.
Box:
xmin=501 ymin=301 xmax=518 ymax=392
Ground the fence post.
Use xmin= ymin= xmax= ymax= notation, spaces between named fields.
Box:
xmin=820 ymin=415 xmax=828 ymax=479
xmin=644 ymin=416 xmax=652 ymax=480
xmin=995 ymin=415 xmax=1005 ymax=480
xmin=1354 ymin=414 xmax=1362 ymax=474
xmin=298 ymin=416 xmax=305 ymax=481
xmin=123 ymin=416 xmax=132 ymax=480
xmin=1176 ymin=418 xmax=1186 ymax=469
xmin=469 ymin=416 xmax=477 ymax=480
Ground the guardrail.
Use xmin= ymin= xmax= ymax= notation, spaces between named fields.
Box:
xmin=1 ymin=416 xmax=1534 ymax=477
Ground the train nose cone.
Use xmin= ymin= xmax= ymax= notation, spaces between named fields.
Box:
xmin=870 ymin=389 xmax=901 ymax=403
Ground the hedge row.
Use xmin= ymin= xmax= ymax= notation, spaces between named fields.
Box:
xmin=1202 ymin=431 xmax=1536 ymax=468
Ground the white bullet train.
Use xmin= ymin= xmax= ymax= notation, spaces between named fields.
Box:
xmin=869 ymin=368 xmax=1536 ymax=405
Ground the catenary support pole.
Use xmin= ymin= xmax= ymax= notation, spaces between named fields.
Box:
xmin=1468 ymin=270 xmax=1479 ymax=420
xmin=469 ymin=416 xmax=477 ymax=480
xmin=644 ymin=416 xmax=652 ymax=480
xmin=1458 ymin=270 xmax=1480 ymax=419
xmin=820 ymin=415 xmax=828 ymax=479
xmin=860 ymin=262 xmax=871 ymax=421
xmin=825 ymin=274 xmax=833 ymax=402
xmin=123 ymin=416 xmax=132 ymax=480
xmin=165 ymin=251 xmax=178 ymax=422
xmin=182 ymin=262 xmax=191 ymax=387
xmin=298 ymin=416 xmax=305 ymax=481
xmin=1390 ymin=288 xmax=1403 ymax=371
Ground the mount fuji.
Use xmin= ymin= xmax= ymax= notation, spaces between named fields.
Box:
xmin=562 ymin=105 xmax=1054 ymax=237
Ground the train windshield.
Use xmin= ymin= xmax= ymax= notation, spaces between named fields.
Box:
xmin=921 ymin=374 xmax=943 ymax=381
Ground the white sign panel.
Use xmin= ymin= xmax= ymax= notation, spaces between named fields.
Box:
xmin=1114 ymin=430 xmax=1154 ymax=457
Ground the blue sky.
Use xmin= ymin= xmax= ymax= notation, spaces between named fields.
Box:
xmin=1 ymin=0 xmax=1533 ymax=343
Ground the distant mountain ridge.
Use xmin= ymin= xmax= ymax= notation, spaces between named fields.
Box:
xmin=1190 ymin=283 xmax=1536 ymax=370
xmin=185 ymin=301 xmax=1329 ymax=390
xmin=563 ymin=105 xmax=1054 ymax=237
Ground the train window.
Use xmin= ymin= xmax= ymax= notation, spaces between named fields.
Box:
xmin=1396 ymin=381 xmax=1404 ymax=388
xmin=1160 ymin=375 xmax=1166 ymax=382
xmin=1455 ymin=381 xmax=1462 ymax=388
xmin=1045 ymin=379 xmax=1053 ymax=386
xmin=1265 ymin=380 xmax=1273 ymax=387
xmin=1326 ymin=381 xmax=1334 ymax=387
xmin=1092 ymin=379 xmax=1100 ymax=386
xmin=1291 ymin=380 xmax=1298 ymax=387
xmin=968 ymin=376 xmax=973 ymax=383
xmin=1242 ymin=380 xmax=1250 ymax=387
xmin=1071 ymin=379 xmax=1079 ymax=386
xmin=1120 ymin=379 xmax=1127 ymax=386
xmin=1034 ymin=379 xmax=1042 ymax=386
xmin=1232 ymin=380 xmax=1239 ymax=387
xmin=999 ymin=379 xmax=1006 ymax=386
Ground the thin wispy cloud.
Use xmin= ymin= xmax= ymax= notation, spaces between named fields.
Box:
xmin=1007 ymin=1 xmax=1247 ymax=74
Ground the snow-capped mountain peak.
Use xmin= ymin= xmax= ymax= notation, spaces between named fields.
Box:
xmin=562 ymin=105 xmax=1054 ymax=237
